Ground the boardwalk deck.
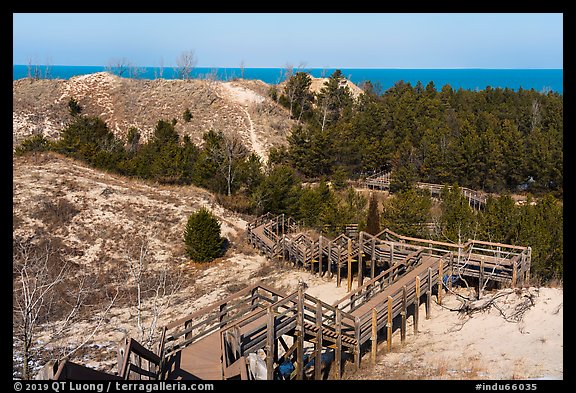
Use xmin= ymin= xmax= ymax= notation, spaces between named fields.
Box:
xmin=350 ymin=255 xmax=437 ymax=320
xmin=165 ymin=308 xmax=272 ymax=380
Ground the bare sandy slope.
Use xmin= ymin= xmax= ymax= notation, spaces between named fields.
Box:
xmin=13 ymin=73 xmax=294 ymax=161
xmin=350 ymin=287 xmax=563 ymax=380
xmin=11 ymin=153 xmax=349 ymax=377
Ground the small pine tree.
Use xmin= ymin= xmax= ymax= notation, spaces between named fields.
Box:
xmin=331 ymin=167 xmax=348 ymax=190
xmin=366 ymin=192 xmax=380 ymax=235
xmin=68 ymin=97 xmax=82 ymax=117
xmin=183 ymin=108 xmax=193 ymax=122
xmin=183 ymin=208 xmax=225 ymax=262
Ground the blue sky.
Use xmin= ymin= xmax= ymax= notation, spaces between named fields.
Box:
xmin=13 ymin=13 xmax=563 ymax=68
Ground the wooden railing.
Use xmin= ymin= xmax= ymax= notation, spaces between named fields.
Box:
xmin=249 ymin=213 xmax=531 ymax=289
xmin=365 ymin=171 xmax=488 ymax=210
xmin=218 ymin=285 xmax=359 ymax=380
xmin=162 ymin=283 xmax=287 ymax=358
xmin=334 ymin=248 xmax=435 ymax=313
xmin=355 ymin=255 xmax=442 ymax=349
xmin=119 ymin=336 xmax=163 ymax=380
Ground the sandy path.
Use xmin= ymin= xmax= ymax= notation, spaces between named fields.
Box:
xmin=219 ymin=82 xmax=268 ymax=162
xmin=241 ymin=107 xmax=267 ymax=163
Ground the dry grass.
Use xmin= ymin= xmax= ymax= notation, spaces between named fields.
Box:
xmin=31 ymin=197 xmax=80 ymax=228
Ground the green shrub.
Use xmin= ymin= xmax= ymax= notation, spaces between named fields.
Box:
xmin=68 ymin=97 xmax=82 ymax=117
xmin=183 ymin=208 xmax=225 ymax=262
xmin=183 ymin=108 xmax=193 ymax=122
xmin=15 ymin=134 xmax=51 ymax=156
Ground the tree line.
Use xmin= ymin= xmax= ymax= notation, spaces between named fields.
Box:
xmin=271 ymin=70 xmax=562 ymax=197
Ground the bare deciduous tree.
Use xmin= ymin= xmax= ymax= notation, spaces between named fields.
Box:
xmin=204 ymin=68 xmax=220 ymax=104
xmin=13 ymin=237 xmax=68 ymax=379
xmin=13 ymin=235 xmax=120 ymax=379
xmin=106 ymin=57 xmax=144 ymax=79
xmin=204 ymin=131 xmax=248 ymax=196
xmin=126 ymin=238 xmax=184 ymax=349
xmin=26 ymin=56 xmax=42 ymax=80
xmin=284 ymin=63 xmax=294 ymax=82
xmin=106 ymin=57 xmax=132 ymax=77
xmin=222 ymin=132 xmax=248 ymax=197
xmin=175 ymin=50 xmax=197 ymax=81
xmin=154 ymin=57 xmax=165 ymax=79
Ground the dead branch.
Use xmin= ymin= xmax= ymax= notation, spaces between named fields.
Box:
xmin=63 ymin=287 xmax=119 ymax=359
xmin=449 ymin=288 xmax=536 ymax=323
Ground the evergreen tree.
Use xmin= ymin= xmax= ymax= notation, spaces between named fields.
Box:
xmin=438 ymin=184 xmax=477 ymax=243
xmin=251 ymin=165 xmax=301 ymax=216
xmin=15 ymin=134 xmax=51 ymax=156
xmin=183 ymin=108 xmax=193 ymax=122
xmin=282 ymin=72 xmax=314 ymax=121
xmin=68 ymin=97 xmax=82 ymax=117
xmin=366 ymin=192 xmax=380 ymax=235
xmin=316 ymin=69 xmax=353 ymax=131
xmin=381 ymin=188 xmax=431 ymax=238
xmin=183 ymin=208 xmax=225 ymax=262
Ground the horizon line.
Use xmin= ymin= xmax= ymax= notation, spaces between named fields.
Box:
xmin=12 ymin=64 xmax=564 ymax=70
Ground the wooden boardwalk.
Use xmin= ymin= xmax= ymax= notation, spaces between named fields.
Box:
xmin=150 ymin=214 xmax=529 ymax=381
xmin=365 ymin=171 xmax=488 ymax=210
xmin=50 ymin=213 xmax=531 ymax=381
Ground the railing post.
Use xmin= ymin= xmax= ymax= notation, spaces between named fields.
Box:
xmin=266 ymin=306 xmax=275 ymax=380
xmin=328 ymin=242 xmax=333 ymax=279
xmin=438 ymin=259 xmax=443 ymax=306
xmin=448 ymin=252 xmax=453 ymax=291
xmin=309 ymin=244 xmax=314 ymax=274
xmin=354 ymin=316 xmax=361 ymax=370
xmin=414 ymin=276 xmax=420 ymax=335
xmin=335 ymin=308 xmax=342 ymax=379
xmin=250 ymin=287 xmax=258 ymax=311
xmin=386 ymin=296 xmax=393 ymax=352
xmin=296 ymin=284 xmax=304 ymax=380
xmin=319 ymin=236 xmax=323 ymax=277
xmin=347 ymin=238 xmax=353 ymax=292
xmin=479 ymin=257 xmax=484 ymax=299
xmin=371 ymin=308 xmax=378 ymax=365
xmin=315 ymin=302 xmax=323 ymax=380
xmin=281 ymin=235 xmax=286 ymax=264
xmin=512 ymin=257 xmax=518 ymax=288
xmin=219 ymin=303 xmax=227 ymax=327
xmin=525 ymin=247 xmax=532 ymax=285
xmin=426 ymin=268 xmax=432 ymax=319
xmin=371 ymin=237 xmax=376 ymax=279
xmin=358 ymin=233 xmax=364 ymax=287
xmin=337 ymin=246 xmax=342 ymax=287
xmin=184 ymin=320 xmax=192 ymax=341
xmin=401 ymin=286 xmax=407 ymax=343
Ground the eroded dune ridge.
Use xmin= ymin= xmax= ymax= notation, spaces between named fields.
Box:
xmin=13 ymin=72 xmax=296 ymax=161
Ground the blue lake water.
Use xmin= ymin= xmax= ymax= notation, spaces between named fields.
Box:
xmin=12 ymin=65 xmax=563 ymax=94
